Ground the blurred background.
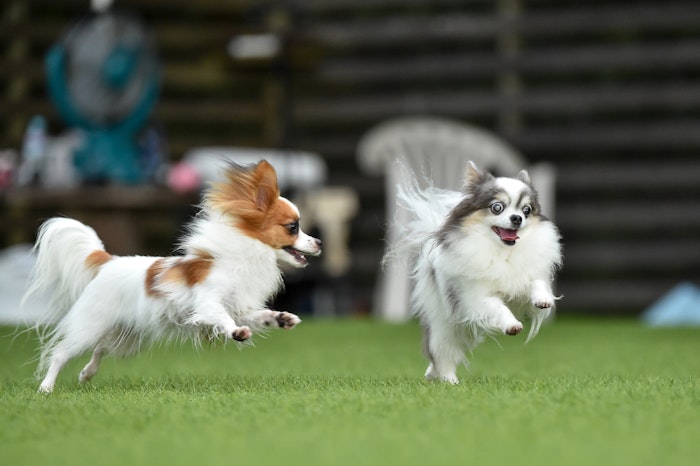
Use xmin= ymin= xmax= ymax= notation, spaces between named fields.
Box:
xmin=0 ymin=0 xmax=699 ymax=322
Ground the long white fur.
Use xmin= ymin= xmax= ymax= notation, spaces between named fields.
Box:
xmin=388 ymin=162 xmax=562 ymax=384
xmin=23 ymin=218 xmax=106 ymax=326
xmin=24 ymin=203 xmax=317 ymax=393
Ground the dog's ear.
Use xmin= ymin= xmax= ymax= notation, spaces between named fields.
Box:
xmin=207 ymin=159 xmax=280 ymax=215
xmin=253 ymin=160 xmax=279 ymax=212
xmin=465 ymin=161 xmax=482 ymax=185
xmin=464 ymin=161 xmax=494 ymax=186
xmin=516 ymin=169 xmax=531 ymax=186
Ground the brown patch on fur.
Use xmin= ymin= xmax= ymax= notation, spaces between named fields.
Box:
xmin=249 ymin=199 xmax=299 ymax=249
xmin=204 ymin=160 xmax=299 ymax=249
xmin=146 ymin=253 xmax=214 ymax=297
xmin=85 ymin=250 xmax=112 ymax=271
xmin=168 ymin=257 xmax=213 ymax=287
xmin=145 ymin=258 xmax=169 ymax=297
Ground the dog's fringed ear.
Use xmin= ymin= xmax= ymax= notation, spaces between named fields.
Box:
xmin=253 ymin=160 xmax=280 ymax=212
xmin=516 ymin=169 xmax=532 ymax=186
xmin=465 ymin=161 xmax=481 ymax=185
xmin=207 ymin=159 xmax=280 ymax=216
xmin=464 ymin=161 xmax=493 ymax=186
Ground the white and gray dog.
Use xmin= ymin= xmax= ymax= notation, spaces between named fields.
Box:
xmin=388 ymin=161 xmax=562 ymax=383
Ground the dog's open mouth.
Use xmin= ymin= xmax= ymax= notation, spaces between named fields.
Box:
xmin=492 ymin=227 xmax=519 ymax=246
xmin=283 ymin=246 xmax=310 ymax=265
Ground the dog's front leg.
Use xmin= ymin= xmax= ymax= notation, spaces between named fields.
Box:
xmin=530 ymin=279 xmax=556 ymax=311
xmin=188 ymin=299 xmax=251 ymax=341
xmin=240 ymin=309 xmax=301 ymax=331
xmin=480 ymin=296 xmax=523 ymax=336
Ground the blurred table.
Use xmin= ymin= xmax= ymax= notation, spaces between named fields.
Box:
xmin=3 ymin=185 xmax=199 ymax=255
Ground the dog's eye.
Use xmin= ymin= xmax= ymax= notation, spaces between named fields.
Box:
xmin=523 ymin=205 xmax=532 ymax=217
xmin=490 ymin=202 xmax=505 ymax=214
xmin=285 ymin=221 xmax=299 ymax=235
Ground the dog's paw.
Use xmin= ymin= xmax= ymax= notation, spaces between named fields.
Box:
xmin=231 ymin=326 xmax=252 ymax=341
xmin=532 ymin=295 xmax=555 ymax=310
xmin=79 ymin=369 xmax=93 ymax=384
xmin=425 ymin=364 xmax=459 ymax=384
xmin=505 ymin=322 xmax=523 ymax=335
xmin=275 ymin=312 xmax=301 ymax=329
xmin=37 ymin=383 xmax=54 ymax=394
xmin=440 ymin=374 xmax=460 ymax=385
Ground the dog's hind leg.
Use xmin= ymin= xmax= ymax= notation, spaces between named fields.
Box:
xmin=423 ymin=319 xmax=465 ymax=384
xmin=38 ymin=342 xmax=78 ymax=394
xmin=38 ymin=354 xmax=66 ymax=393
xmin=79 ymin=346 xmax=107 ymax=384
xmin=39 ymin=318 xmax=113 ymax=393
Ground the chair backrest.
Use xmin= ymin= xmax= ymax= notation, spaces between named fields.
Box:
xmin=358 ymin=116 xmax=527 ymax=192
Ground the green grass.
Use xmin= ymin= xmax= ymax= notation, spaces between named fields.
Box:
xmin=1 ymin=318 xmax=699 ymax=466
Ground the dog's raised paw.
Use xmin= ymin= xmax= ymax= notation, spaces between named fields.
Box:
xmin=231 ymin=326 xmax=252 ymax=341
xmin=532 ymin=299 xmax=554 ymax=309
xmin=276 ymin=312 xmax=301 ymax=329
xmin=505 ymin=324 xmax=523 ymax=335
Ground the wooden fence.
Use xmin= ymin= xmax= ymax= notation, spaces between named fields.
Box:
xmin=2 ymin=0 xmax=700 ymax=315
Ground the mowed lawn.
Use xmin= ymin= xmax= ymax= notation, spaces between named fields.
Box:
xmin=1 ymin=318 xmax=699 ymax=466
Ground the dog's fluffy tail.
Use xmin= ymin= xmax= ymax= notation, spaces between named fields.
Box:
xmin=383 ymin=161 xmax=462 ymax=265
xmin=23 ymin=217 xmax=108 ymax=327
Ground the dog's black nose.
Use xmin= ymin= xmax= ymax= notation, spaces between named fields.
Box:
xmin=315 ymin=238 xmax=323 ymax=247
xmin=510 ymin=215 xmax=522 ymax=226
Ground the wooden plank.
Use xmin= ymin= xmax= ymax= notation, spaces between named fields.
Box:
xmin=300 ymin=0 xmax=483 ymax=11
xmin=557 ymin=161 xmax=700 ymax=191
xmin=20 ymin=0 xmax=257 ymax=15
xmin=313 ymin=39 xmax=700 ymax=84
xmin=0 ymin=98 xmax=262 ymax=126
xmin=556 ymin=200 xmax=700 ymax=234
xmin=0 ymin=60 xmax=261 ymax=96
xmin=154 ymin=100 xmax=262 ymax=122
xmin=557 ymin=278 xmax=682 ymax=315
xmin=516 ymin=119 xmax=700 ymax=152
xmin=515 ymin=3 xmax=700 ymax=37
xmin=294 ymin=118 xmax=700 ymax=158
xmin=0 ymin=19 xmax=239 ymax=56
xmin=294 ymin=90 xmax=497 ymax=123
xmin=564 ymin=240 xmax=700 ymax=273
xmin=305 ymin=3 xmax=700 ymax=47
xmin=294 ymin=82 xmax=700 ymax=123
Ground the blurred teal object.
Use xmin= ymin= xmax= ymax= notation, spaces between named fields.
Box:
xmin=45 ymin=10 xmax=160 ymax=184
xmin=641 ymin=282 xmax=700 ymax=326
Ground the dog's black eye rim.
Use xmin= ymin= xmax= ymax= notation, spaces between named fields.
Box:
xmin=490 ymin=201 xmax=505 ymax=214
xmin=286 ymin=221 xmax=299 ymax=235
xmin=523 ymin=205 xmax=532 ymax=217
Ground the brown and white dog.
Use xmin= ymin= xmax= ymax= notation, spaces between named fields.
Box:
xmin=24 ymin=160 xmax=321 ymax=393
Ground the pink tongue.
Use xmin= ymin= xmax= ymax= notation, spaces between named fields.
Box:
xmin=496 ymin=228 xmax=519 ymax=241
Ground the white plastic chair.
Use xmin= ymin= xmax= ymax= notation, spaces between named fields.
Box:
xmin=357 ymin=116 xmax=556 ymax=321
